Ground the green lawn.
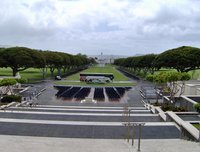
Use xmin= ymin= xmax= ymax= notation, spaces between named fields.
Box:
xmin=0 ymin=68 xmax=53 ymax=82
xmin=0 ymin=65 xmax=131 ymax=85
xmin=66 ymin=65 xmax=129 ymax=81
xmin=188 ymin=70 xmax=200 ymax=79
xmin=0 ymin=68 xmax=13 ymax=76
xmin=57 ymin=65 xmax=134 ymax=86
xmin=193 ymin=123 xmax=200 ymax=130
xmin=55 ymin=81 xmax=135 ymax=87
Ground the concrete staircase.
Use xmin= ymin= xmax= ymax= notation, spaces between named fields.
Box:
xmin=0 ymin=104 xmax=180 ymax=139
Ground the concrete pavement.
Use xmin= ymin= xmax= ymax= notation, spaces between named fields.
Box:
xmin=0 ymin=135 xmax=199 ymax=152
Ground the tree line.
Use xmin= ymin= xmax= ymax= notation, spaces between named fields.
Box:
xmin=0 ymin=47 xmax=95 ymax=77
xmin=114 ymin=46 xmax=200 ymax=76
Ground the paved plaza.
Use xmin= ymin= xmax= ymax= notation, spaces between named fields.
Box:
xmin=0 ymin=73 xmax=199 ymax=151
xmin=0 ymin=135 xmax=199 ymax=152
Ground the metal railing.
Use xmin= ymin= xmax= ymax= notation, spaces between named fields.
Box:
xmin=122 ymin=105 xmax=145 ymax=151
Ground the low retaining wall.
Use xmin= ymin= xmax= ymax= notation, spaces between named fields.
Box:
xmin=166 ymin=111 xmax=200 ymax=141
xmin=0 ymin=102 xmax=17 ymax=110
xmin=155 ymin=107 xmax=167 ymax=121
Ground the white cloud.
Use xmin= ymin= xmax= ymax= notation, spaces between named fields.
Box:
xmin=0 ymin=0 xmax=200 ymax=55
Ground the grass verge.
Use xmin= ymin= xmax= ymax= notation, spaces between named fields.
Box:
xmin=66 ymin=65 xmax=129 ymax=81
xmin=55 ymin=81 xmax=135 ymax=87
xmin=0 ymin=68 xmax=55 ymax=83
xmin=193 ymin=123 xmax=200 ymax=130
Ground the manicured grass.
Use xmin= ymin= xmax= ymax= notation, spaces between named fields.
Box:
xmin=193 ymin=124 xmax=200 ymax=130
xmin=55 ymin=81 xmax=135 ymax=87
xmin=0 ymin=68 xmax=12 ymax=76
xmin=188 ymin=69 xmax=200 ymax=79
xmin=66 ymin=65 xmax=129 ymax=81
xmin=0 ymin=65 xmax=131 ymax=85
xmin=57 ymin=65 xmax=134 ymax=86
xmin=0 ymin=68 xmax=54 ymax=82
xmin=19 ymin=68 xmax=51 ymax=80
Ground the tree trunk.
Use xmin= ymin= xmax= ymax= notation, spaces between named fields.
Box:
xmin=50 ymin=67 xmax=54 ymax=77
xmin=12 ymin=68 xmax=18 ymax=77
xmin=150 ymin=68 xmax=154 ymax=74
xmin=63 ymin=67 xmax=68 ymax=74
xmin=40 ymin=68 xmax=46 ymax=79
xmin=57 ymin=67 xmax=61 ymax=76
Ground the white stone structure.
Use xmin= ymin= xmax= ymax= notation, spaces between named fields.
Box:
xmin=180 ymin=80 xmax=200 ymax=95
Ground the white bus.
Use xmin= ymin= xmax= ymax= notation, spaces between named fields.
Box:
xmin=85 ymin=76 xmax=111 ymax=84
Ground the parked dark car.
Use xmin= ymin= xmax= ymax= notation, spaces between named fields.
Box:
xmin=55 ymin=76 xmax=62 ymax=80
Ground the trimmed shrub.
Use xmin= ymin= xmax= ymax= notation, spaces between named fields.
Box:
xmin=0 ymin=78 xmax=17 ymax=86
xmin=1 ymin=95 xmax=22 ymax=103
xmin=146 ymin=74 xmax=154 ymax=82
xmin=161 ymin=104 xmax=187 ymax=112
xmin=16 ymin=78 xmax=28 ymax=84
xmin=194 ymin=103 xmax=200 ymax=113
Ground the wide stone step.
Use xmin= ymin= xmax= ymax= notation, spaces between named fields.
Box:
xmin=177 ymin=115 xmax=200 ymax=121
xmin=19 ymin=105 xmax=148 ymax=110
xmin=0 ymin=112 xmax=162 ymax=122
xmin=0 ymin=120 xmax=179 ymax=139
xmin=7 ymin=107 xmax=151 ymax=114
xmin=39 ymin=101 xmax=146 ymax=107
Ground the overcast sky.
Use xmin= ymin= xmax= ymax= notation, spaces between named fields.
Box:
xmin=0 ymin=0 xmax=200 ymax=56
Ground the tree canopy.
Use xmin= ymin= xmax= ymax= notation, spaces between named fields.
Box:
xmin=114 ymin=54 xmax=158 ymax=74
xmin=0 ymin=47 xmax=92 ymax=77
xmin=0 ymin=47 xmax=45 ymax=76
xmin=155 ymin=46 xmax=200 ymax=72
xmin=114 ymin=46 xmax=200 ymax=75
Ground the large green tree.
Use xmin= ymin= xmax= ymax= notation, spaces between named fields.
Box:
xmin=155 ymin=46 xmax=200 ymax=72
xmin=114 ymin=54 xmax=158 ymax=76
xmin=42 ymin=51 xmax=63 ymax=77
xmin=0 ymin=48 xmax=6 ymax=67
xmin=55 ymin=52 xmax=71 ymax=75
xmin=0 ymin=47 xmax=93 ymax=79
xmin=0 ymin=47 xmax=45 ymax=76
xmin=139 ymin=54 xmax=158 ymax=74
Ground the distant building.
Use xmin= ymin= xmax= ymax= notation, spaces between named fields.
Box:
xmin=89 ymin=54 xmax=126 ymax=64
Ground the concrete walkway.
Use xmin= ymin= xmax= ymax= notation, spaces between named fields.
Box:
xmin=0 ymin=135 xmax=199 ymax=152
